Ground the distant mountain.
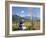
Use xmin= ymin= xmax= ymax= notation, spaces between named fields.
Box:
xmin=24 ymin=16 xmax=31 ymax=20
xmin=12 ymin=15 xmax=25 ymax=22
xmin=32 ymin=16 xmax=40 ymax=21
xmin=12 ymin=15 xmax=40 ymax=22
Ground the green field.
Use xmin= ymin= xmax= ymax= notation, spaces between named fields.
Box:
xmin=12 ymin=20 xmax=40 ymax=31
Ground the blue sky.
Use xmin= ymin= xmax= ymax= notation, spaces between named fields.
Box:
xmin=12 ymin=7 xmax=40 ymax=18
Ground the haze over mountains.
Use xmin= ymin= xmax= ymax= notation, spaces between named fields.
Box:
xmin=12 ymin=14 xmax=40 ymax=22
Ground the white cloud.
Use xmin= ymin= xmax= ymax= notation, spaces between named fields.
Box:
xmin=27 ymin=14 xmax=32 ymax=16
xmin=21 ymin=10 xmax=24 ymax=13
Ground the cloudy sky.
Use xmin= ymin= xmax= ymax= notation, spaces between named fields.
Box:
xmin=12 ymin=7 xmax=40 ymax=17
